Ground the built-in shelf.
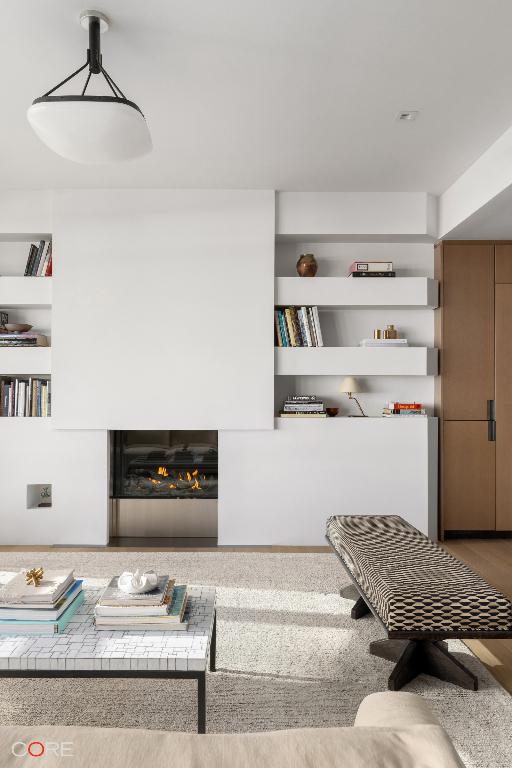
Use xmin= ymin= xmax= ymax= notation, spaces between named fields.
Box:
xmin=0 ymin=347 xmax=51 ymax=375
xmin=275 ymin=347 xmax=438 ymax=376
xmin=275 ymin=277 xmax=438 ymax=308
xmin=0 ymin=276 xmax=52 ymax=308
xmin=274 ymin=416 xmax=437 ymax=428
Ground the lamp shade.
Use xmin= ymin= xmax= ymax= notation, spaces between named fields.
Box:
xmin=27 ymin=96 xmax=152 ymax=164
xmin=340 ymin=376 xmax=361 ymax=394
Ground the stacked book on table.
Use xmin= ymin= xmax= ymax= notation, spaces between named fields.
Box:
xmin=360 ymin=338 xmax=408 ymax=348
xmin=382 ymin=402 xmax=426 ymax=417
xmin=348 ymin=261 xmax=395 ymax=277
xmin=280 ymin=394 xmax=326 ymax=418
xmin=94 ymin=575 xmax=189 ymax=631
xmin=0 ymin=570 xmax=83 ymax=634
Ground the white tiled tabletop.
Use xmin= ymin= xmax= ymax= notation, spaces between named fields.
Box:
xmin=0 ymin=581 xmax=216 ymax=673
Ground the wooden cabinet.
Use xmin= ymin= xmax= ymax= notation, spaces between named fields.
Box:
xmin=439 ymin=243 xmax=494 ymax=421
xmin=496 ymin=283 xmax=512 ymax=529
xmin=442 ymin=421 xmax=495 ymax=531
xmin=437 ymin=241 xmax=512 ymax=535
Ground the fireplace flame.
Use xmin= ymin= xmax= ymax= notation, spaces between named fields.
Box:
xmin=153 ymin=468 xmax=203 ymax=492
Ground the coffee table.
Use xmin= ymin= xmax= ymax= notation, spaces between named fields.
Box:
xmin=0 ymin=581 xmax=216 ymax=733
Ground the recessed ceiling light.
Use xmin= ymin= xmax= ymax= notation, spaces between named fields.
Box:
xmin=396 ymin=111 xmax=419 ymax=122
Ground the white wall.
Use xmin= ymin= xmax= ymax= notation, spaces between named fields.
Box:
xmin=0 ymin=420 xmax=108 ymax=545
xmin=52 ymin=189 xmax=275 ymax=431
xmin=277 ymin=192 xmax=437 ymax=239
xmin=219 ymin=418 xmax=438 ymax=545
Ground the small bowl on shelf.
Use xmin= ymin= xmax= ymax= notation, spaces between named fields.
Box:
xmin=326 ymin=407 xmax=339 ymax=418
xmin=3 ymin=323 xmax=32 ymax=333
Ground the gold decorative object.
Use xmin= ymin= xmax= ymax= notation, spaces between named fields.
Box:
xmin=384 ymin=324 xmax=398 ymax=339
xmin=374 ymin=329 xmax=382 ymax=339
xmin=296 ymin=253 xmax=318 ymax=277
xmin=25 ymin=567 xmax=44 ymax=587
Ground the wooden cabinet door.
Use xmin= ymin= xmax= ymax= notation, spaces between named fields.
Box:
xmin=442 ymin=244 xmax=494 ymax=420
xmin=495 ymin=244 xmax=512 ymax=283
xmin=443 ymin=421 xmax=495 ymax=531
xmin=496 ymin=284 xmax=512 ymax=529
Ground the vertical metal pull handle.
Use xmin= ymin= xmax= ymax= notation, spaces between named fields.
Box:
xmin=488 ymin=399 xmax=496 ymax=441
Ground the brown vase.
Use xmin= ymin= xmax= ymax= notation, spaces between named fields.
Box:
xmin=296 ymin=253 xmax=318 ymax=277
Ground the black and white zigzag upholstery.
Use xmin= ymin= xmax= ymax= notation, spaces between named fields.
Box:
xmin=327 ymin=515 xmax=512 ymax=633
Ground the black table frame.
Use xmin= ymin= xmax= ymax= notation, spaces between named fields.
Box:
xmin=0 ymin=609 xmax=217 ymax=734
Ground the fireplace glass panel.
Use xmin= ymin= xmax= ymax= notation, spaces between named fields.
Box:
xmin=112 ymin=430 xmax=218 ymax=500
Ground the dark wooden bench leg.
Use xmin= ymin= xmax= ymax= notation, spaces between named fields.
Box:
xmin=351 ymin=595 xmax=371 ymax=620
xmin=369 ymin=638 xmax=479 ymax=691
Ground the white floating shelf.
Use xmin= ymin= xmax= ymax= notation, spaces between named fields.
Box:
xmin=0 ymin=276 xmax=52 ymax=308
xmin=0 ymin=347 xmax=51 ymax=375
xmin=275 ymin=277 xmax=438 ymax=308
xmin=275 ymin=347 xmax=438 ymax=376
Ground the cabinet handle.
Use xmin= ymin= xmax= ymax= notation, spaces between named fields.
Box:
xmin=487 ymin=399 xmax=496 ymax=441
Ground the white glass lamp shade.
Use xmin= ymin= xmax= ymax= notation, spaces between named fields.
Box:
xmin=27 ymin=96 xmax=152 ymax=164
xmin=340 ymin=376 xmax=361 ymax=394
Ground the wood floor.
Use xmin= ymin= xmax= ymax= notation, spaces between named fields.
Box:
xmin=443 ymin=538 xmax=512 ymax=694
xmin=0 ymin=538 xmax=510 ymax=693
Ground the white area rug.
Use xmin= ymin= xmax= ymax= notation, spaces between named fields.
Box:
xmin=0 ymin=551 xmax=510 ymax=768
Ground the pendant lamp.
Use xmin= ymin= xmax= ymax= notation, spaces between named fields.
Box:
xmin=27 ymin=10 xmax=152 ymax=163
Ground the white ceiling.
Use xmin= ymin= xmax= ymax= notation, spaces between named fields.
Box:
xmin=3 ymin=0 xmax=512 ymax=192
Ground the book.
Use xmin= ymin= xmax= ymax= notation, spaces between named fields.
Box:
xmin=95 ymin=580 xmax=175 ymax=617
xmin=0 ymin=570 xmax=74 ymax=605
xmin=279 ymin=412 xmax=327 ymax=418
xmin=0 ymin=590 xmax=84 ymax=635
xmin=0 ymin=580 xmax=82 ymax=620
xmin=274 ymin=311 xmax=283 ymax=347
xmin=95 ymin=586 xmax=189 ymax=630
xmin=283 ymin=403 xmax=325 ymax=411
xmin=275 ymin=307 xmax=324 ymax=347
xmin=97 ymin=575 xmax=173 ymax=607
xmin=348 ymin=261 xmax=393 ymax=273
xmin=32 ymin=240 xmax=46 ymax=276
xmin=24 ymin=244 xmax=38 ymax=277
xmin=360 ymin=339 xmax=408 ymax=347
xmin=349 ymin=271 xmax=396 ymax=278
xmin=387 ymin=402 xmax=423 ymax=410
xmin=311 ymin=306 xmax=324 ymax=346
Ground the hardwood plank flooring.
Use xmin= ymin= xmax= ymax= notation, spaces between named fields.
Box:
xmin=443 ymin=538 xmax=512 ymax=694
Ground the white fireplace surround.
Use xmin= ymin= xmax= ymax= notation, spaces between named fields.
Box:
xmin=0 ymin=189 xmax=437 ymax=545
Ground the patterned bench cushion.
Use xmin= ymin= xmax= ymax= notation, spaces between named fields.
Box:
xmin=327 ymin=515 xmax=512 ymax=633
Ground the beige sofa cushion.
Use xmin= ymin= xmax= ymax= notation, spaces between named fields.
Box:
xmin=0 ymin=722 xmax=464 ymax=768
xmin=354 ymin=691 xmax=441 ymax=728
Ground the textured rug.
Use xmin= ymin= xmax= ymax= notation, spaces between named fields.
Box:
xmin=0 ymin=551 xmax=510 ymax=768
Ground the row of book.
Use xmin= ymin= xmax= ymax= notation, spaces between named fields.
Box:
xmin=24 ymin=240 xmax=52 ymax=277
xmin=0 ymin=570 xmax=83 ymax=635
xmin=382 ymin=402 xmax=426 ymax=417
xmin=0 ymin=331 xmax=48 ymax=348
xmin=94 ymin=575 xmax=189 ymax=631
xmin=1 ymin=377 xmax=51 ymax=417
xmin=280 ymin=394 xmax=326 ymax=418
xmin=348 ymin=260 xmax=395 ymax=278
xmin=275 ymin=306 xmax=324 ymax=347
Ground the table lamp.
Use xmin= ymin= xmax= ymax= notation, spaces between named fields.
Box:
xmin=340 ymin=376 xmax=367 ymax=417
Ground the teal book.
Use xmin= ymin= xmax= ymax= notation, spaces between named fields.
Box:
xmin=0 ymin=589 xmax=85 ymax=635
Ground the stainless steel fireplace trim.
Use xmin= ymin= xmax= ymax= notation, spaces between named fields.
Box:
xmin=110 ymin=498 xmax=218 ymax=538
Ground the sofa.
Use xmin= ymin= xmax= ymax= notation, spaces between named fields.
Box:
xmin=0 ymin=692 xmax=463 ymax=767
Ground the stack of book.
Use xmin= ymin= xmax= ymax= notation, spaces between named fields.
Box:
xmin=24 ymin=241 xmax=52 ymax=277
xmin=0 ymin=331 xmax=48 ymax=348
xmin=0 ymin=570 xmax=83 ymax=635
xmin=360 ymin=338 xmax=408 ymax=348
xmin=1 ymin=377 xmax=51 ymax=416
xmin=382 ymin=402 xmax=426 ymax=417
xmin=280 ymin=395 xmax=326 ymax=418
xmin=94 ymin=575 xmax=189 ymax=631
xmin=275 ymin=306 xmax=324 ymax=347
xmin=348 ymin=261 xmax=395 ymax=277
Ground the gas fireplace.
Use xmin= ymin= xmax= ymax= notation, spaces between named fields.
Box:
xmin=110 ymin=431 xmax=218 ymax=541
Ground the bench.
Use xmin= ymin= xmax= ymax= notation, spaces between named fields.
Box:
xmin=326 ymin=514 xmax=512 ymax=691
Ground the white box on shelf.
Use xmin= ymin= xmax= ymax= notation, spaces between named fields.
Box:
xmin=275 ymin=277 xmax=438 ymax=308
xmin=0 ymin=276 xmax=52 ymax=308
xmin=0 ymin=347 xmax=51 ymax=375
xmin=275 ymin=346 xmax=438 ymax=376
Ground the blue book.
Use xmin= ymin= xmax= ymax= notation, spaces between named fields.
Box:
xmin=0 ymin=590 xmax=84 ymax=635
xmin=0 ymin=580 xmax=82 ymax=622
